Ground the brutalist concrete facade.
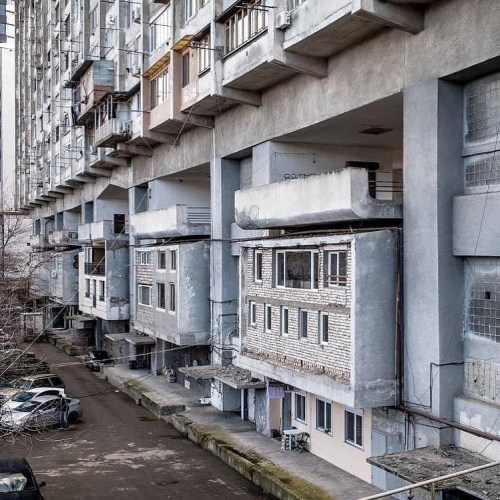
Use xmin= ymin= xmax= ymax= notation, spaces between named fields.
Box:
xmin=14 ymin=0 xmax=500 ymax=492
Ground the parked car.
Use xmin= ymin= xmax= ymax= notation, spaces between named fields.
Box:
xmin=1 ymin=388 xmax=66 ymax=414
xmin=0 ymin=395 xmax=81 ymax=432
xmin=0 ymin=375 xmax=64 ymax=404
xmin=84 ymin=350 xmax=114 ymax=372
xmin=0 ymin=458 xmax=45 ymax=499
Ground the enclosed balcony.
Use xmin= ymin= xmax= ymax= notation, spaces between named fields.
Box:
xmin=78 ymin=220 xmax=129 ymax=244
xmin=130 ymin=205 xmax=211 ymax=240
xmin=282 ymin=0 xmax=424 ymax=59
xmin=95 ymin=118 xmax=131 ymax=148
xmin=47 ymin=229 xmax=80 ymax=247
xmin=235 ymin=168 xmax=402 ymax=229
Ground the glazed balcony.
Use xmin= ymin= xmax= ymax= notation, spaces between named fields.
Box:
xmin=95 ymin=119 xmax=131 ymax=147
xmin=235 ymin=168 xmax=402 ymax=229
xmin=130 ymin=205 xmax=211 ymax=240
xmin=78 ymin=220 xmax=129 ymax=244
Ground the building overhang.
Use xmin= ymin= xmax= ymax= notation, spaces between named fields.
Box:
xmin=179 ymin=365 xmax=266 ymax=390
xmin=368 ymin=446 xmax=499 ymax=499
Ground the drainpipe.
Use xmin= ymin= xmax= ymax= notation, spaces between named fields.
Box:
xmin=395 ymin=228 xmax=404 ymax=407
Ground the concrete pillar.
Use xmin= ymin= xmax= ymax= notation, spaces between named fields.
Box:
xmin=403 ymin=79 xmax=464 ymax=446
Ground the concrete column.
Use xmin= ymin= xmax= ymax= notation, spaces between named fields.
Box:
xmin=403 ymin=79 xmax=464 ymax=446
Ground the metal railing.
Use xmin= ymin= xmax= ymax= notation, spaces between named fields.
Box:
xmin=84 ymin=262 xmax=105 ymax=276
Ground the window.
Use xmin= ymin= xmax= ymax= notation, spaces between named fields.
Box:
xmin=316 ymin=399 xmax=332 ymax=433
xmin=249 ymin=301 xmax=257 ymax=326
xmin=150 ymin=7 xmax=171 ymax=52
xmin=99 ymin=281 xmax=105 ymax=302
xmin=264 ymin=304 xmax=272 ymax=332
xmin=299 ymin=309 xmax=308 ymax=339
xmin=184 ymin=0 xmax=196 ymax=21
xmin=85 ymin=279 xmax=90 ymax=298
xmin=169 ymin=283 xmax=176 ymax=312
xmin=158 ymin=251 xmax=166 ymax=270
xmin=281 ymin=306 xmax=289 ymax=335
xmin=319 ymin=312 xmax=329 ymax=344
xmin=198 ymin=33 xmax=210 ymax=73
xmin=345 ymin=409 xmax=363 ymax=448
xmin=138 ymin=252 xmax=151 ymax=265
xmin=150 ymin=69 xmax=169 ymax=108
xmin=326 ymin=250 xmax=347 ymax=287
xmin=138 ymin=285 xmax=152 ymax=306
xmin=295 ymin=393 xmax=306 ymax=422
xmin=288 ymin=0 xmax=305 ymax=9
xmin=182 ymin=53 xmax=190 ymax=87
xmin=276 ymin=250 xmax=318 ymax=289
xmin=254 ymin=250 xmax=263 ymax=282
xmin=224 ymin=0 xmax=268 ymax=55
xmin=170 ymin=250 xmax=177 ymax=271
xmin=157 ymin=282 xmax=166 ymax=310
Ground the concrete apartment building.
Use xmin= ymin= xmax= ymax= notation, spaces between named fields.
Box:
xmin=14 ymin=0 xmax=500 ymax=495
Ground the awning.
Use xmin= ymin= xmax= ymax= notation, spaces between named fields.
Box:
xmin=179 ymin=365 xmax=266 ymax=390
xmin=124 ymin=334 xmax=156 ymax=346
xmin=368 ymin=445 xmax=500 ymax=499
xmin=104 ymin=333 xmax=127 ymax=342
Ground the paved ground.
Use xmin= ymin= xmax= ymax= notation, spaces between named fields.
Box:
xmin=0 ymin=343 xmax=266 ymax=499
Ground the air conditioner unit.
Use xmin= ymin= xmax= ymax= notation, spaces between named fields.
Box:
xmin=132 ymin=7 xmax=141 ymax=23
xmin=131 ymin=64 xmax=141 ymax=76
xmin=275 ymin=11 xmax=291 ymax=30
xmin=107 ymin=14 xmax=115 ymax=26
xmin=68 ymin=231 xmax=78 ymax=239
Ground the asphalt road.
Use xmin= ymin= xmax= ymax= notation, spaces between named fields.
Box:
xmin=0 ymin=342 xmax=266 ymax=500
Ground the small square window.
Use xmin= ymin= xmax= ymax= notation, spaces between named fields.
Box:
xmin=138 ymin=252 xmax=151 ymax=265
xmin=326 ymin=250 xmax=347 ymax=287
xmin=295 ymin=393 xmax=306 ymax=423
xmin=485 ymin=291 xmax=491 ymax=300
xmin=138 ymin=285 xmax=152 ymax=306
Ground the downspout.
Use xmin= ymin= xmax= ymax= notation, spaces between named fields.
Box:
xmin=395 ymin=227 xmax=404 ymax=406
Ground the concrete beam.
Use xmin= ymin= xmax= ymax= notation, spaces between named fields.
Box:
xmin=142 ymin=130 xmax=177 ymax=145
xmin=352 ymin=0 xmax=424 ymax=34
xmin=272 ymin=52 xmax=327 ymax=79
xmin=116 ymin=143 xmax=153 ymax=157
xmin=219 ymin=88 xmax=262 ymax=108
xmin=184 ymin=114 xmax=215 ymax=129
xmin=104 ymin=155 xmax=128 ymax=168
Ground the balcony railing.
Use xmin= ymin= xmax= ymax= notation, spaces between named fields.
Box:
xmin=95 ymin=119 xmax=131 ymax=147
xmin=84 ymin=262 xmax=105 ymax=276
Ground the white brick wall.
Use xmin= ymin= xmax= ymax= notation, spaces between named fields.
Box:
xmin=136 ymin=250 xmax=154 ymax=325
xmin=241 ymin=244 xmax=352 ymax=383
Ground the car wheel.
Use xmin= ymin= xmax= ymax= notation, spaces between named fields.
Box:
xmin=68 ymin=412 xmax=78 ymax=425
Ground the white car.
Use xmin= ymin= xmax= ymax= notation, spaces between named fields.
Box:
xmin=0 ymin=387 xmax=66 ymax=414
xmin=0 ymin=395 xmax=82 ymax=432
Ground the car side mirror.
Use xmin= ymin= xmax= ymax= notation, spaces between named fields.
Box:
xmin=39 ymin=481 xmax=47 ymax=488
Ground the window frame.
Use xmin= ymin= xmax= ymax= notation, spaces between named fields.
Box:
xmin=280 ymin=306 xmax=289 ymax=336
xmin=249 ymin=301 xmax=257 ymax=326
xmin=168 ymin=283 xmax=176 ymax=313
xmin=99 ymin=281 xmax=105 ymax=302
xmin=138 ymin=284 xmax=152 ymax=307
xmin=157 ymin=282 xmax=166 ymax=310
xmin=254 ymin=249 xmax=263 ymax=282
xmin=264 ymin=303 xmax=272 ymax=333
xmin=138 ymin=251 xmax=151 ymax=265
xmin=150 ymin=68 xmax=169 ymax=109
xmin=316 ymin=398 xmax=332 ymax=434
xmin=319 ymin=312 xmax=329 ymax=344
xmin=181 ymin=52 xmax=190 ymax=87
xmin=325 ymin=249 xmax=347 ymax=288
xmin=170 ymin=250 xmax=177 ymax=272
xmin=158 ymin=251 xmax=166 ymax=270
xmin=299 ymin=309 xmax=308 ymax=339
xmin=275 ymin=249 xmax=319 ymax=290
xmin=294 ymin=393 xmax=306 ymax=423
xmin=198 ymin=33 xmax=211 ymax=74
xmin=344 ymin=408 xmax=363 ymax=449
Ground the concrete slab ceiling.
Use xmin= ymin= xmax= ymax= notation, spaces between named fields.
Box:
xmin=276 ymin=93 xmax=403 ymax=149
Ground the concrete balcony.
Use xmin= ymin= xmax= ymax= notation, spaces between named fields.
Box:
xmin=282 ymin=0 xmax=424 ymax=59
xmin=78 ymin=220 xmax=129 ymax=244
xmin=95 ymin=119 xmax=131 ymax=147
xmin=47 ymin=229 xmax=80 ymax=247
xmin=235 ymin=168 xmax=402 ymax=229
xmin=130 ymin=205 xmax=211 ymax=240
xmin=30 ymin=234 xmax=49 ymax=250
xmin=89 ymin=148 xmax=128 ymax=169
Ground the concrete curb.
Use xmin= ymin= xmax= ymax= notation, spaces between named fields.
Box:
xmin=167 ymin=413 xmax=334 ymax=500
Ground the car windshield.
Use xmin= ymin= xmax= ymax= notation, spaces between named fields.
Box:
xmin=8 ymin=379 xmax=30 ymax=390
xmin=16 ymin=401 xmax=41 ymax=413
xmin=11 ymin=391 xmax=35 ymax=403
